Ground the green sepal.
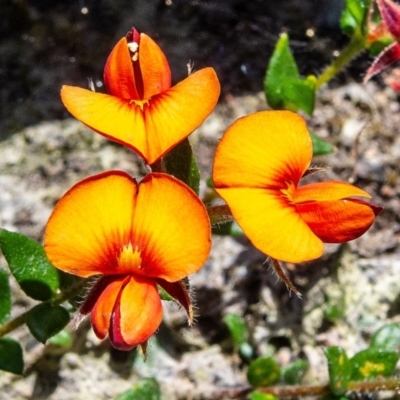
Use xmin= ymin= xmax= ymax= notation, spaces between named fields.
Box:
xmin=115 ymin=378 xmax=161 ymax=400
xmin=158 ymin=285 xmax=175 ymax=302
xmin=0 ymin=229 xmax=60 ymax=301
xmin=163 ymin=138 xmax=201 ymax=195
xmin=282 ymin=360 xmax=309 ymax=385
xmin=340 ymin=0 xmax=371 ymax=37
xmin=311 ymin=131 xmax=335 ymax=156
xmin=212 ymin=221 xmax=243 ymax=236
xmin=247 ymin=356 xmax=281 ymax=387
xmin=0 ymin=270 xmax=11 ymax=324
xmin=26 ymin=303 xmax=70 ymax=344
xmin=349 ymin=348 xmax=399 ymax=380
xmin=370 ymin=323 xmax=400 ymax=352
xmin=323 ymin=346 xmax=351 ymax=395
xmin=367 ymin=37 xmax=395 ymax=56
xmin=264 ymin=33 xmax=316 ymax=115
xmin=0 ymin=337 xmax=24 ymax=374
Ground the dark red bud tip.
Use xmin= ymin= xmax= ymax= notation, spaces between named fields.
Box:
xmin=377 ymin=0 xmax=400 ymax=39
xmin=126 ymin=28 xmax=141 ymax=44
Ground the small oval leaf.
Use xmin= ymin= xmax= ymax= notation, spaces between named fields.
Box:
xmin=247 ymin=357 xmax=281 ymax=387
xmin=323 ymin=346 xmax=351 ymax=395
xmin=223 ymin=313 xmax=249 ymax=348
xmin=0 ymin=338 xmax=24 ymax=374
xmin=0 ymin=230 xmax=60 ymax=301
xmin=282 ymin=360 xmax=309 ymax=385
xmin=26 ymin=303 xmax=70 ymax=344
xmin=310 ymin=132 xmax=335 ymax=156
xmin=0 ymin=270 xmax=11 ymax=324
xmin=249 ymin=392 xmax=279 ymax=400
xmin=370 ymin=323 xmax=400 ymax=352
xmin=115 ymin=378 xmax=161 ymax=400
xmin=349 ymin=348 xmax=399 ymax=381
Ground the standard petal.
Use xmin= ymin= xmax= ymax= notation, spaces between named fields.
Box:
xmin=90 ymin=276 xmax=128 ymax=340
xmin=139 ymin=33 xmax=171 ymax=99
xmin=294 ymin=181 xmax=371 ymax=203
xmin=213 ymin=111 xmax=312 ymax=190
xmin=131 ymin=173 xmax=211 ymax=281
xmin=103 ymin=37 xmax=139 ymax=100
xmin=44 ymin=171 xmax=137 ymax=277
xmin=297 ymin=199 xmax=378 ymax=243
xmin=143 ymin=67 xmax=220 ymax=164
xmin=110 ymin=275 xmax=162 ymax=350
xmin=216 ymin=187 xmax=324 ymax=263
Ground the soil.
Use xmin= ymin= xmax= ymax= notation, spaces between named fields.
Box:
xmin=1 ymin=1 xmax=400 ymax=400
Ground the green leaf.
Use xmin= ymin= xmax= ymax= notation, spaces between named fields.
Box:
xmin=340 ymin=0 xmax=371 ymax=36
xmin=370 ymin=323 xmax=400 ymax=352
xmin=349 ymin=348 xmax=399 ymax=380
xmin=163 ymin=138 xmax=201 ymax=195
xmin=323 ymin=346 xmax=351 ymax=395
xmin=249 ymin=392 xmax=279 ymax=400
xmin=26 ymin=303 xmax=70 ymax=344
xmin=0 ymin=338 xmax=24 ymax=374
xmin=47 ymin=329 xmax=73 ymax=348
xmin=0 ymin=270 xmax=11 ymax=324
xmin=264 ymin=33 xmax=316 ymax=115
xmin=223 ymin=313 xmax=249 ymax=348
xmin=0 ymin=230 xmax=60 ymax=301
xmin=115 ymin=378 xmax=161 ymax=400
xmin=282 ymin=360 xmax=308 ymax=385
xmin=247 ymin=357 xmax=281 ymax=387
xmin=310 ymin=131 xmax=335 ymax=156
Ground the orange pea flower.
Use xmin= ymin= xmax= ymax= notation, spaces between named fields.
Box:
xmin=44 ymin=171 xmax=211 ymax=350
xmin=212 ymin=111 xmax=382 ymax=263
xmin=61 ymin=28 xmax=220 ymax=165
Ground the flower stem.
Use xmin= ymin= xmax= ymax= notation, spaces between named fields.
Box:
xmin=0 ymin=279 xmax=87 ymax=338
xmin=316 ymin=35 xmax=366 ymax=90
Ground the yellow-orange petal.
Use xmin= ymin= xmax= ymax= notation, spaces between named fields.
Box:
xmin=110 ymin=274 xmax=162 ymax=350
xmin=131 ymin=173 xmax=211 ymax=282
xmin=296 ymin=199 xmax=377 ymax=243
xmin=61 ymin=86 xmax=149 ymax=160
xmin=61 ymin=67 xmax=219 ymax=164
xmin=216 ymin=187 xmax=324 ymax=263
xmin=90 ymin=276 xmax=128 ymax=339
xmin=44 ymin=171 xmax=137 ymax=277
xmin=213 ymin=111 xmax=312 ymax=190
xmin=294 ymin=181 xmax=371 ymax=203
xmin=104 ymin=37 xmax=138 ymax=100
xmin=139 ymin=33 xmax=171 ymax=99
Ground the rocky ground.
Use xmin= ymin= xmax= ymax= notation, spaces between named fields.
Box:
xmin=0 ymin=79 xmax=400 ymax=399
xmin=1 ymin=1 xmax=400 ymax=399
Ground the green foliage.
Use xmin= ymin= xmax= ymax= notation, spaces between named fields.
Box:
xmin=264 ymin=33 xmax=316 ymax=115
xmin=0 ymin=270 xmax=11 ymax=324
xmin=281 ymin=360 xmax=308 ymax=385
xmin=248 ymin=392 xmax=278 ymax=400
xmin=163 ymin=138 xmax=201 ymax=194
xmin=340 ymin=0 xmax=371 ymax=36
xmin=349 ymin=348 xmax=399 ymax=380
xmin=310 ymin=132 xmax=335 ymax=156
xmin=370 ymin=322 xmax=400 ymax=351
xmin=324 ymin=346 xmax=352 ymax=395
xmin=247 ymin=357 xmax=281 ymax=387
xmin=0 ymin=338 xmax=24 ymax=374
xmin=47 ymin=328 xmax=73 ymax=348
xmin=115 ymin=378 xmax=161 ymax=400
xmin=223 ymin=313 xmax=248 ymax=348
xmin=0 ymin=229 xmax=60 ymax=301
xmin=26 ymin=303 xmax=70 ymax=344
xmin=212 ymin=221 xmax=243 ymax=236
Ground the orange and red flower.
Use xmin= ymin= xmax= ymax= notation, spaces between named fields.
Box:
xmin=44 ymin=171 xmax=211 ymax=350
xmin=213 ymin=110 xmax=382 ymax=263
xmin=61 ymin=28 xmax=220 ymax=165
